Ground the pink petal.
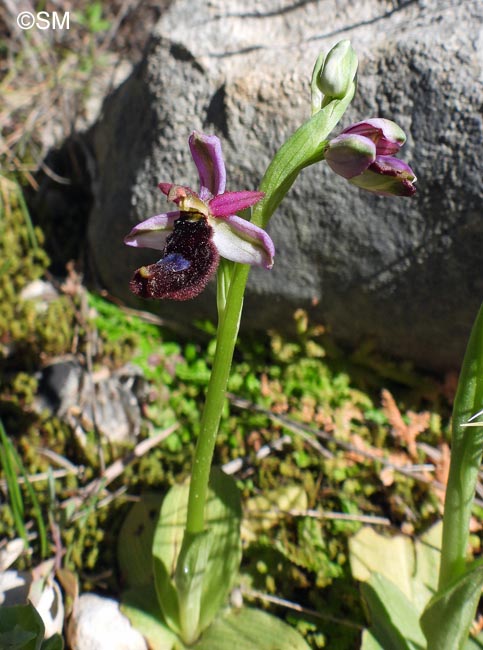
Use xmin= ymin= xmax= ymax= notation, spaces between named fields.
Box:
xmin=210 ymin=215 xmax=275 ymax=269
xmin=124 ymin=212 xmax=179 ymax=250
xmin=209 ymin=191 xmax=265 ymax=217
xmin=189 ymin=131 xmax=226 ymax=196
xmin=342 ymin=119 xmax=406 ymax=155
xmin=371 ymin=155 xmax=416 ymax=180
xmin=158 ymin=182 xmax=175 ymax=197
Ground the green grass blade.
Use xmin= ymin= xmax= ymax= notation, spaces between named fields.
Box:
xmin=14 ymin=179 xmax=38 ymax=250
xmin=0 ymin=420 xmax=28 ymax=545
xmin=10 ymin=443 xmax=49 ymax=558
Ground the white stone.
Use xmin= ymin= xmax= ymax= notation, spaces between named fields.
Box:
xmin=68 ymin=593 xmax=147 ymax=650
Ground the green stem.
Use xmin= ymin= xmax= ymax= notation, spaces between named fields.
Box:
xmin=185 ymin=263 xmax=249 ymax=534
xmin=439 ymin=301 xmax=483 ymax=589
xmin=253 ymin=85 xmax=355 ymax=229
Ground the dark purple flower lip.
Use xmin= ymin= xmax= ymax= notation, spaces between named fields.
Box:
xmin=130 ymin=216 xmax=219 ymax=301
xmin=125 ymin=131 xmax=275 ymax=301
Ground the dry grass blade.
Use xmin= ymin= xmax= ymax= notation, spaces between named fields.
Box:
xmin=240 ymin=587 xmax=364 ymax=630
xmin=222 ymin=434 xmax=292 ymax=475
xmin=62 ymin=423 xmax=179 ymax=514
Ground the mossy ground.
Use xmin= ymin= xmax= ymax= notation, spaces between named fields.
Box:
xmin=0 ymin=172 xmax=462 ymax=648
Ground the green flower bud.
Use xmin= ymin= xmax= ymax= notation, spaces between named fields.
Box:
xmin=316 ymin=40 xmax=358 ymax=101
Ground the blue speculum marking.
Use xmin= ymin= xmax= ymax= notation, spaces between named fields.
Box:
xmin=161 ymin=253 xmax=191 ymax=272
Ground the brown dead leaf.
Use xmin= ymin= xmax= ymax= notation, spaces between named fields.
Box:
xmin=334 ymin=403 xmax=364 ymax=437
xmin=260 ymin=373 xmax=271 ymax=398
xmin=381 ymin=388 xmax=405 ymax=430
xmin=387 ymin=450 xmax=412 ymax=467
xmin=300 ymin=396 xmax=316 ymax=423
xmin=469 ymin=516 xmax=482 ymax=533
xmin=379 ymin=451 xmax=414 ymax=486
xmin=381 ymin=389 xmax=430 ymax=459
xmin=471 ymin=613 xmax=483 ymax=637
xmin=401 ymin=521 xmax=415 ymax=536
xmin=380 ymin=466 xmax=395 ymax=486
xmin=315 ymin=409 xmax=334 ymax=431
xmin=347 ymin=433 xmax=383 ymax=464
xmin=441 ymin=370 xmax=459 ymax=402
xmin=60 ymin=261 xmax=83 ymax=296
xmin=434 ymin=442 xmax=451 ymax=505
xmin=247 ymin=431 xmax=263 ymax=453
xmin=272 ymin=398 xmax=289 ymax=414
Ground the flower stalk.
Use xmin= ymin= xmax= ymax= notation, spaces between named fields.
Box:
xmin=185 ymin=262 xmax=250 ymax=534
xmin=438 ymin=301 xmax=483 ymax=589
xmin=185 ymin=57 xmax=361 ymax=532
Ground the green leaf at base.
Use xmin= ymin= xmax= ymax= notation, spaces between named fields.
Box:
xmin=41 ymin=634 xmax=63 ymax=650
xmin=152 ymin=468 xmax=242 ymax=642
xmin=0 ymin=603 xmax=47 ymax=650
xmin=194 ymin=606 xmax=310 ymax=650
xmin=118 ymin=493 xmax=164 ymax=589
xmin=361 ymin=573 xmax=426 ymax=650
xmin=420 ymin=558 xmax=483 ymax=650
xmin=121 ymin=585 xmax=179 ymax=650
xmin=350 ymin=522 xmax=442 ymax=616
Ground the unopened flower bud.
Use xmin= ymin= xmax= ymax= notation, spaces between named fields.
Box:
xmin=325 ymin=118 xmax=417 ymax=197
xmin=324 ymin=134 xmax=376 ymax=179
xmin=317 ymin=40 xmax=358 ymax=100
xmin=349 ymin=156 xmax=417 ymax=197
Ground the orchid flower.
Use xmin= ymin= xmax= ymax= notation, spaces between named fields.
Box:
xmin=324 ymin=118 xmax=417 ymax=196
xmin=124 ymin=132 xmax=275 ymax=300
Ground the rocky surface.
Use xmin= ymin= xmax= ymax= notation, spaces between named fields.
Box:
xmin=88 ymin=0 xmax=483 ymax=370
xmin=34 ymin=359 xmax=146 ymax=445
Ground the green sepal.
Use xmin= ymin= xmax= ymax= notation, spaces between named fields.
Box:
xmin=421 ymin=557 xmax=483 ymax=650
xmin=360 ymin=573 xmax=426 ymax=650
xmin=216 ymin=258 xmax=235 ymax=322
xmin=316 ymin=40 xmax=358 ymax=102
xmin=310 ymin=51 xmax=326 ymax=114
xmin=252 ymin=76 xmax=356 ymax=230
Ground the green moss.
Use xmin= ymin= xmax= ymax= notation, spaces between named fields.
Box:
xmin=0 ymin=177 xmax=80 ymax=367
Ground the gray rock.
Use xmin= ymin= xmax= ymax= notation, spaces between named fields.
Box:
xmin=88 ymin=0 xmax=483 ymax=371
xmin=35 ymin=359 xmax=146 ymax=445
